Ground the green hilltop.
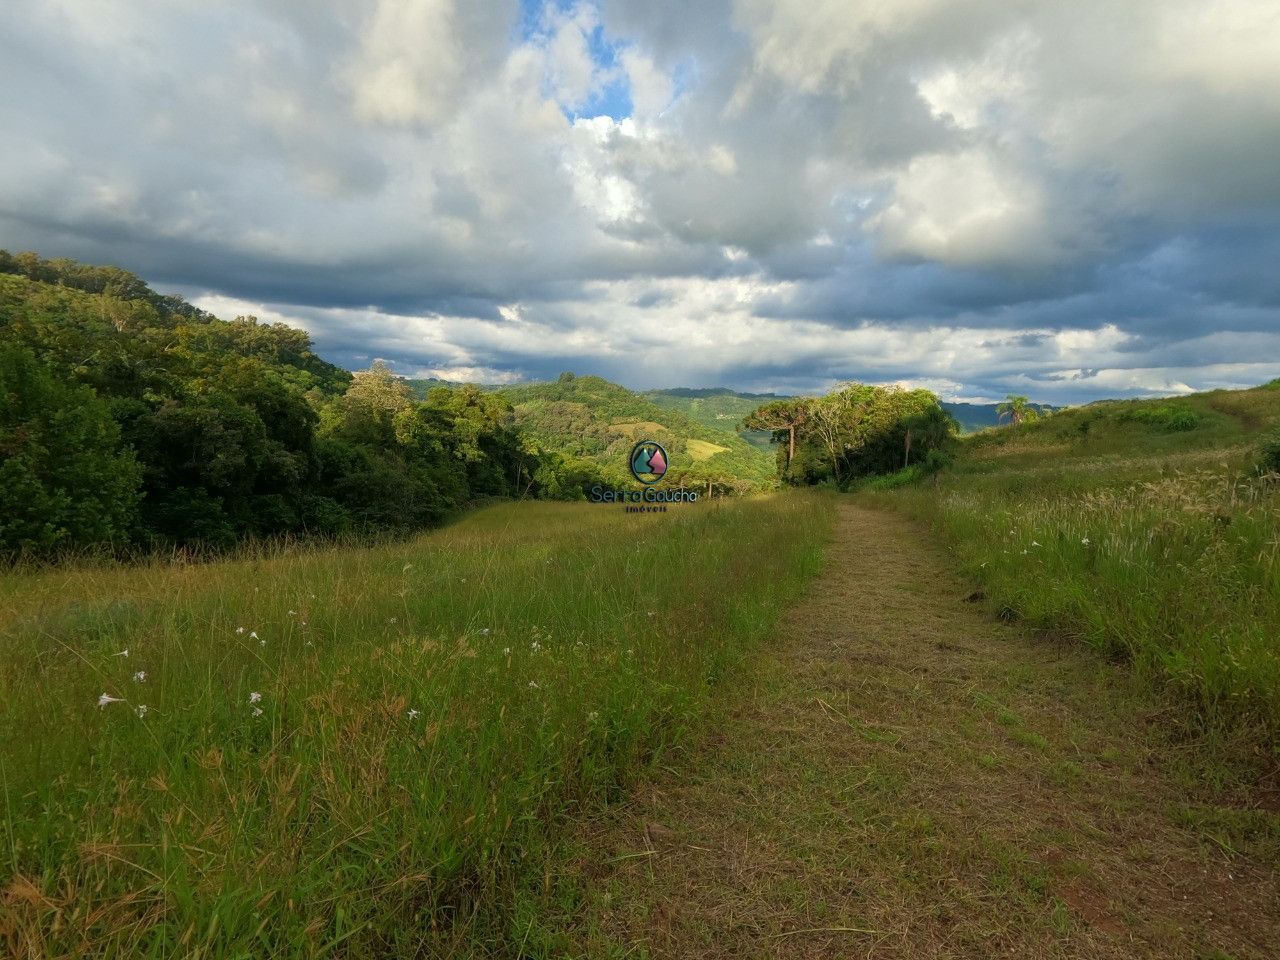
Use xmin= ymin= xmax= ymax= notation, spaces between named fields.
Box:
xmin=496 ymin=373 xmax=776 ymax=492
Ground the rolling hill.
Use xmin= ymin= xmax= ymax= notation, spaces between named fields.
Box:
xmin=497 ymin=375 xmax=777 ymax=491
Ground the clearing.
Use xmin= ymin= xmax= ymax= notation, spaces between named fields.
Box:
xmin=549 ymin=504 xmax=1280 ymax=959
xmin=686 ymin=438 xmax=731 ymax=461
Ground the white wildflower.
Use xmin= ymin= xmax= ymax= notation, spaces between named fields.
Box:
xmin=248 ymin=691 xmax=262 ymax=704
xmin=98 ymin=693 xmax=124 ymax=708
xmin=235 ymin=626 xmax=246 ymax=635
xmin=113 ymin=649 xmax=129 ymax=658
xmin=135 ymin=704 xmax=148 ymax=718
xmin=530 ymin=641 xmax=542 ymax=652
xmin=1031 ymin=541 xmax=1041 ymax=547
xmin=251 ymin=706 xmax=263 ymax=717
xmin=1081 ymin=537 xmax=1090 ymax=545
xmin=288 ymin=610 xmax=297 ymax=616
xmin=528 ymin=681 xmax=539 ymax=689
xmin=133 ymin=671 xmax=146 ymax=683
xmin=503 ymin=647 xmax=511 ymax=655
xmin=249 ymin=630 xmax=258 ymax=640
xmin=407 ymin=708 xmax=420 ymax=720
xmin=480 ymin=628 xmax=491 ymax=636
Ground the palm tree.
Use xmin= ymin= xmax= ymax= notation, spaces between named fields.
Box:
xmin=997 ymin=394 xmax=1033 ymax=425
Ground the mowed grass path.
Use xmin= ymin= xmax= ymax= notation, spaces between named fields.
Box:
xmin=0 ymin=495 xmax=829 ymax=957
xmin=550 ymin=504 xmax=1280 ymax=959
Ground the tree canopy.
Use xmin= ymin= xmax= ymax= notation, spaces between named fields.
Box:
xmin=746 ymin=383 xmax=958 ymax=487
xmin=0 ymin=252 xmax=614 ymax=557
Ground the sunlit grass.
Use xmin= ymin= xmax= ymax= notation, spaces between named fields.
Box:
xmin=873 ymin=385 xmax=1280 ymax=760
xmin=0 ymin=494 xmax=831 ymax=956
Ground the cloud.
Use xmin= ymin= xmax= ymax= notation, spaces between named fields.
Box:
xmin=0 ymin=0 xmax=1277 ymax=404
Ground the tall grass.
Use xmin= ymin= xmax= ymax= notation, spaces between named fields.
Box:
xmin=873 ymin=388 xmax=1280 ymax=761
xmin=0 ymin=494 xmax=830 ymax=957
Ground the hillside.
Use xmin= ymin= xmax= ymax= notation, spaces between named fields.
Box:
xmin=0 ymin=252 xmax=607 ymax=556
xmin=872 ymin=380 xmax=1280 ymax=759
xmin=643 ymin=387 xmax=785 ymax=450
xmin=498 ymin=374 xmax=777 ymax=491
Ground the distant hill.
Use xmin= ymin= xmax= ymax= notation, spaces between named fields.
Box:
xmin=405 ymin=377 xmax=459 ymax=397
xmin=942 ymin=401 xmax=1059 ymax=433
xmin=498 ymin=375 xmax=776 ymax=490
xmin=642 ymin=387 xmax=786 ymax=451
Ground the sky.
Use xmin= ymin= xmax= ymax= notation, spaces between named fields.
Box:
xmin=3 ymin=0 xmax=1279 ymax=404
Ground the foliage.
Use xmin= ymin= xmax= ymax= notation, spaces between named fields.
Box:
xmin=0 ymin=494 xmax=831 ymax=956
xmin=0 ymin=344 xmax=141 ymax=552
xmin=1259 ymin=429 xmax=1280 ymax=475
xmin=0 ymin=253 xmax=614 ymax=557
xmin=870 ymin=381 xmax=1280 ymax=759
xmin=496 ymin=374 xmax=776 ymax=493
xmin=1117 ymin=401 xmax=1203 ymax=432
xmin=747 ymin=383 xmax=958 ymax=488
xmin=996 ymin=394 xmax=1040 ymax=425
xmin=643 ymin=387 xmax=787 ymax=450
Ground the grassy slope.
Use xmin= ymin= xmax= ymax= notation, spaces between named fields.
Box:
xmin=872 ymin=384 xmax=1280 ymax=760
xmin=498 ymin=377 xmax=776 ymax=488
xmin=642 ymin=388 xmax=784 ymax=451
xmin=0 ymin=495 xmax=830 ymax=956
xmin=548 ymin=504 xmax=1280 ymax=958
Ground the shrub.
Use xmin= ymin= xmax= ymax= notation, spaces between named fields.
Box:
xmin=1258 ymin=430 xmax=1280 ymax=475
xmin=1118 ymin=403 xmax=1202 ymax=432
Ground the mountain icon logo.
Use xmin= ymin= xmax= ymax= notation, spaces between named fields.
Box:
xmin=629 ymin=440 xmax=669 ymax=485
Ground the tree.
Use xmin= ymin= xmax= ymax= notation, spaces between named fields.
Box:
xmin=743 ymin=399 xmax=810 ymax=479
xmin=996 ymin=394 xmax=1038 ymax=425
xmin=759 ymin=383 xmax=956 ymax=487
xmin=0 ymin=344 xmax=141 ymax=553
xmin=334 ymin=361 xmax=414 ymax=447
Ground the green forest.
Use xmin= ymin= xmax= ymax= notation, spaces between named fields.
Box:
xmin=0 ymin=252 xmax=618 ymax=557
xmin=0 ymin=251 xmax=961 ymax=559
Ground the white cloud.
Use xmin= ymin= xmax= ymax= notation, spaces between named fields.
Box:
xmin=345 ymin=0 xmax=463 ymax=126
xmin=869 ymin=149 xmax=1056 ymax=266
xmin=2 ymin=0 xmax=1278 ymax=404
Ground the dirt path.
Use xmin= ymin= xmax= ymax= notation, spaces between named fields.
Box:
xmin=555 ymin=504 xmax=1280 ymax=959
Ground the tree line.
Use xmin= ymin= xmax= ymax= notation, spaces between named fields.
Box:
xmin=0 ymin=252 xmax=611 ymax=558
xmin=743 ymin=383 xmax=959 ymax=487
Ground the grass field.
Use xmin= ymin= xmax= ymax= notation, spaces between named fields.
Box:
xmin=871 ymin=385 xmax=1280 ymax=764
xmin=0 ymin=495 xmax=830 ymax=957
xmin=684 ymin=439 xmax=730 ymax=461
